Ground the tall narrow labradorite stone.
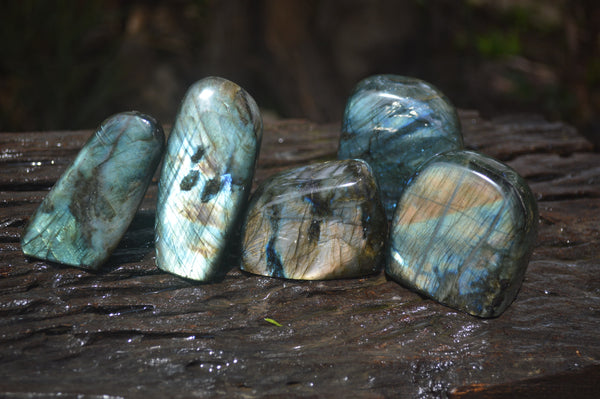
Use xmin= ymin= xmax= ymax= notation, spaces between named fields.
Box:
xmin=155 ymin=77 xmax=263 ymax=281
xmin=387 ymin=150 xmax=538 ymax=318
xmin=21 ymin=112 xmax=165 ymax=269
xmin=241 ymin=159 xmax=387 ymax=280
xmin=338 ymin=75 xmax=463 ymax=219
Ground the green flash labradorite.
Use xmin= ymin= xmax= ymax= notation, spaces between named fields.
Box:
xmin=387 ymin=151 xmax=538 ymax=318
xmin=21 ymin=112 xmax=165 ymax=269
xmin=155 ymin=77 xmax=263 ymax=281
xmin=241 ymin=159 xmax=387 ymax=280
xmin=338 ymin=75 xmax=463 ymax=220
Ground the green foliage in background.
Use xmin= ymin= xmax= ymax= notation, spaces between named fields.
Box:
xmin=475 ymin=30 xmax=521 ymax=59
xmin=0 ymin=0 xmax=125 ymax=131
xmin=0 ymin=0 xmax=597 ymax=139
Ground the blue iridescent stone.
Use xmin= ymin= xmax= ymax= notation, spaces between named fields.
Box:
xmin=387 ymin=150 xmax=538 ymax=317
xmin=338 ymin=74 xmax=463 ymax=219
xmin=155 ymin=77 xmax=263 ymax=281
xmin=21 ymin=112 xmax=165 ymax=269
xmin=241 ymin=159 xmax=387 ymax=280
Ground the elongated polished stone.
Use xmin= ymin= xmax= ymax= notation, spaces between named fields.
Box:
xmin=155 ymin=77 xmax=262 ymax=281
xmin=387 ymin=150 xmax=538 ymax=317
xmin=21 ymin=112 xmax=165 ymax=269
xmin=338 ymin=74 xmax=463 ymax=219
xmin=241 ymin=159 xmax=387 ymax=280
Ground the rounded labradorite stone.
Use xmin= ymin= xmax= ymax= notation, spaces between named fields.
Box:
xmin=338 ymin=74 xmax=463 ymax=219
xmin=387 ymin=150 xmax=538 ymax=318
xmin=155 ymin=76 xmax=263 ymax=281
xmin=241 ymin=159 xmax=387 ymax=280
xmin=21 ymin=112 xmax=165 ymax=269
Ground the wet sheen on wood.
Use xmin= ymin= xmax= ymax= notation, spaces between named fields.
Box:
xmin=0 ymin=111 xmax=598 ymax=398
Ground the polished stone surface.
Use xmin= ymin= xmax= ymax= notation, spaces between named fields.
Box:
xmin=21 ymin=112 xmax=164 ymax=269
xmin=338 ymin=74 xmax=463 ymax=219
xmin=387 ymin=150 xmax=538 ymax=317
xmin=155 ymin=77 xmax=262 ymax=281
xmin=241 ymin=159 xmax=387 ymax=280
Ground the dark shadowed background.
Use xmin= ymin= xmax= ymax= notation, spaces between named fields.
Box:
xmin=1 ymin=0 xmax=598 ymax=145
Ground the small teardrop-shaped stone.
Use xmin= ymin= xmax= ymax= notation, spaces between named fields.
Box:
xmin=338 ymin=75 xmax=463 ymax=220
xmin=155 ymin=77 xmax=263 ymax=281
xmin=241 ymin=159 xmax=387 ymax=280
xmin=21 ymin=112 xmax=165 ymax=269
xmin=387 ymin=150 xmax=538 ymax=317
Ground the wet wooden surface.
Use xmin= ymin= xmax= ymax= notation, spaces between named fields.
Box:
xmin=0 ymin=111 xmax=599 ymax=398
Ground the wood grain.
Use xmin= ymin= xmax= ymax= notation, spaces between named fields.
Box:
xmin=0 ymin=111 xmax=598 ymax=398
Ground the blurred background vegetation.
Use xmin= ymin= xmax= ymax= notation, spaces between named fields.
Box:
xmin=1 ymin=0 xmax=598 ymax=146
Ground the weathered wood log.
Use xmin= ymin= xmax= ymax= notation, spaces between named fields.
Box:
xmin=0 ymin=111 xmax=598 ymax=398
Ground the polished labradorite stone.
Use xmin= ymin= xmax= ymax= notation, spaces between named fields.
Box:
xmin=241 ymin=159 xmax=387 ymax=280
xmin=387 ymin=150 xmax=538 ymax=317
xmin=21 ymin=112 xmax=165 ymax=269
xmin=338 ymin=74 xmax=463 ymax=219
xmin=155 ymin=77 xmax=263 ymax=281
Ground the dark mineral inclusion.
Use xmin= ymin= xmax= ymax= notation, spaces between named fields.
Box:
xmin=21 ymin=111 xmax=165 ymax=269
xmin=241 ymin=159 xmax=388 ymax=280
xmin=387 ymin=150 xmax=538 ymax=318
xmin=155 ymin=76 xmax=263 ymax=281
xmin=338 ymin=74 xmax=464 ymax=220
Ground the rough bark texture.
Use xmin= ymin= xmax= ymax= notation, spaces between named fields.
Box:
xmin=0 ymin=111 xmax=598 ymax=398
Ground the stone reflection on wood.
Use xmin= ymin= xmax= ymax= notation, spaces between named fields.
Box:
xmin=21 ymin=112 xmax=165 ymax=269
xmin=387 ymin=151 xmax=538 ymax=318
xmin=155 ymin=77 xmax=263 ymax=281
xmin=338 ymin=75 xmax=463 ymax=220
xmin=241 ymin=159 xmax=387 ymax=280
